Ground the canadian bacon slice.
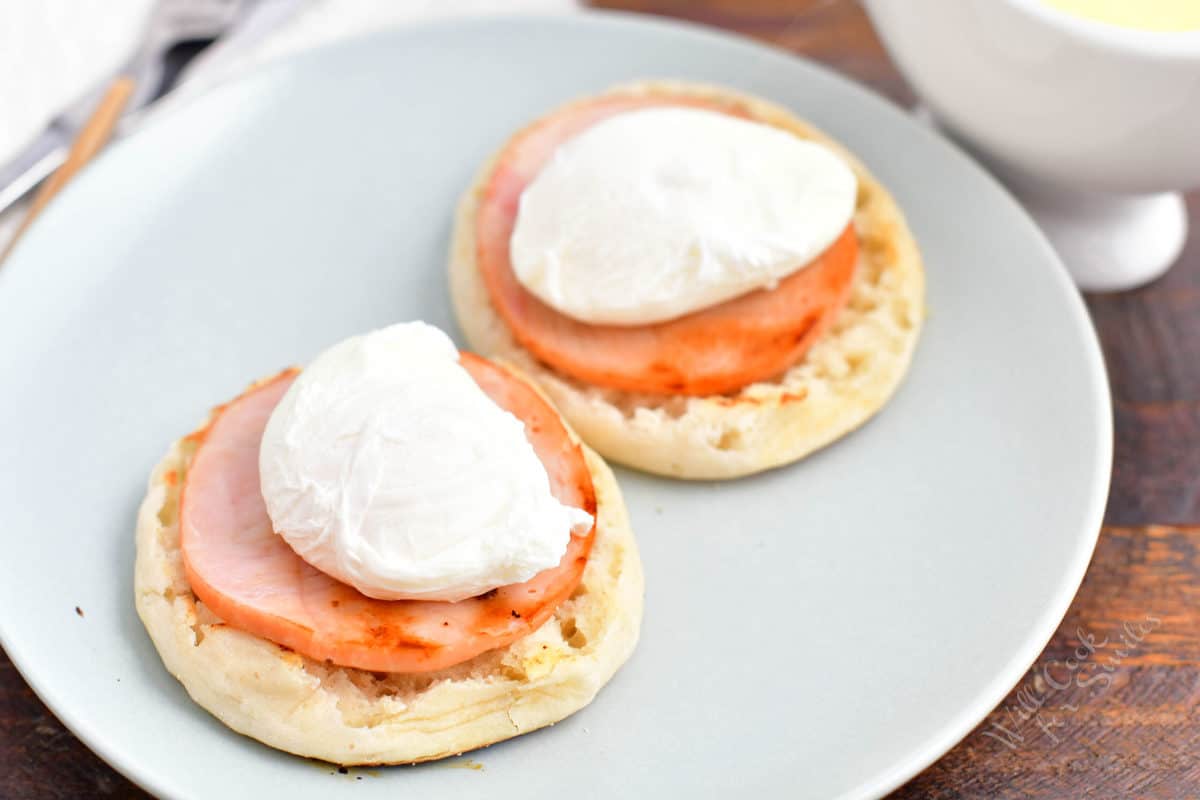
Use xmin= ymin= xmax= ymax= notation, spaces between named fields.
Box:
xmin=475 ymin=92 xmax=858 ymax=396
xmin=179 ymin=355 xmax=596 ymax=673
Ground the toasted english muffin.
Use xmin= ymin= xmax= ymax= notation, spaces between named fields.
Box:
xmin=134 ymin=375 xmax=642 ymax=765
xmin=449 ymin=80 xmax=924 ymax=479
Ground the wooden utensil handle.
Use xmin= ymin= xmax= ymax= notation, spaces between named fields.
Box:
xmin=1 ymin=75 xmax=136 ymax=263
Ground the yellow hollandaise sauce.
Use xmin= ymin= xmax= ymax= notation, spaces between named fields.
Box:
xmin=1041 ymin=0 xmax=1200 ymax=31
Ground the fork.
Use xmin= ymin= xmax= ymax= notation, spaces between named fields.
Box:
xmin=0 ymin=0 xmax=245 ymax=259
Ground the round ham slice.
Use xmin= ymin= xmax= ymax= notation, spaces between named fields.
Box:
xmin=475 ymin=92 xmax=858 ymax=396
xmin=179 ymin=355 xmax=597 ymax=673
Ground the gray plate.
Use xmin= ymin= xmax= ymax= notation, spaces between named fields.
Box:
xmin=0 ymin=13 xmax=1110 ymax=800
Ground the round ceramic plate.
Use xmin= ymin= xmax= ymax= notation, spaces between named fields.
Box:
xmin=0 ymin=13 xmax=1110 ymax=800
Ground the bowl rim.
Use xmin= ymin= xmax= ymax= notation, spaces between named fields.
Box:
xmin=1005 ymin=0 xmax=1200 ymax=58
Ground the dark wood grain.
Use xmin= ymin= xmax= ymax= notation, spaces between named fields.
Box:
xmin=3 ymin=2 xmax=1199 ymax=798
xmin=890 ymin=525 xmax=1200 ymax=799
xmin=0 ymin=652 xmax=146 ymax=799
xmin=1092 ymin=222 xmax=1200 ymax=525
xmin=599 ymin=0 xmax=917 ymax=106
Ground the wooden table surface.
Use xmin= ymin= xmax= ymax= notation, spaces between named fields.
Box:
xmin=2 ymin=2 xmax=1197 ymax=797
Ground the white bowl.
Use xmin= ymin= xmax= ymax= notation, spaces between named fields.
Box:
xmin=864 ymin=0 xmax=1200 ymax=290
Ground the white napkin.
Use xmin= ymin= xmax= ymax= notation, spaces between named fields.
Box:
xmin=0 ymin=0 xmax=578 ymax=246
